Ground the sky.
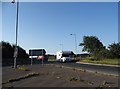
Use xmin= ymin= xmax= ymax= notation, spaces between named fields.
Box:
xmin=2 ymin=2 xmax=118 ymax=54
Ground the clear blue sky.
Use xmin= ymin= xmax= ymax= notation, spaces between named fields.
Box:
xmin=2 ymin=2 xmax=118 ymax=54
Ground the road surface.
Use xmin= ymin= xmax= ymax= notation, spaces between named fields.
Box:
xmin=45 ymin=60 xmax=119 ymax=76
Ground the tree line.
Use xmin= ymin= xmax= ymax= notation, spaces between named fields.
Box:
xmin=1 ymin=36 xmax=120 ymax=61
xmin=0 ymin=41 xmax=30 ymax=66
xmin=0 ymin=41 xmax=29 ymax=58
xmin=79 ymin=36 xmax=120 ymax=60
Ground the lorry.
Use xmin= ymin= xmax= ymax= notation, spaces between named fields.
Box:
xmin=56 ymin=51 xmax=75 ymax=62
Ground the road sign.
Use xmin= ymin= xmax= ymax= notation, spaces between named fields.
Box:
xmin=29 ymin=49 xmax=46 ymax=56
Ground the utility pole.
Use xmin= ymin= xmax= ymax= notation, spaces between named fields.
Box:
xmin=70 ymin=34 xmax=77 ymax=54
xmin=42 ymin=49 xmax=44 ymax=65
xmin=12 ymin=0 xmax=19 ymax=68
xmin=70 ymin=33 xmax=78 ymax=60
xmin=30 ymin=50 xmax=33 ymax=65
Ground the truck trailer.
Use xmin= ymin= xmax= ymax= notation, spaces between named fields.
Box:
xmin=56 ymin=51 xmax=75 ymax=62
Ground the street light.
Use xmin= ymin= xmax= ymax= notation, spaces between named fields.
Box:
xmin=59 ymin=44 xmax=63 ymax=51
xmin=70 ymin=34 xmax=77 ymax=54
xmin=11 ymin=0 xmax=19 ymax=68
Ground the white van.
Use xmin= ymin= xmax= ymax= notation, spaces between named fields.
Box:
xmin=56 ymin=51 xmax=74 ymax=62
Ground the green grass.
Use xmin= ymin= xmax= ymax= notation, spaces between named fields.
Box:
xmin=17 ymin=65 xmax=30 ymax=71
xmin=79 ymin=58 xmax=120 ymax=65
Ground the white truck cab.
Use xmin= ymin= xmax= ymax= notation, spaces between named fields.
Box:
xmin=56 ymin=51 xmax=74 ymax=62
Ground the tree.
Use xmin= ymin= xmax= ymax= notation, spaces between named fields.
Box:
xmin=1 ymin=41 xmax=29 ymax=58
xmin=79 ymin=36 xmax=106 ymax=59
xmin=1 ymin=41 xmax=29 ymax=66
xmin=79 ymin=36 xmax=105 ymax=54
xmin=96 ymin=48 xmax=110 ymax=59
xmin=17 ymin=45 xmax=29 ymax=58
xmin=1 ymin=41 xmax=14 ymax=58
xmin=108 ymin=42 xmax=120 ymax=58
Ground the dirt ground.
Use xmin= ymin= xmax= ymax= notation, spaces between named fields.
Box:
xmin=2 ymin=64 xmax=119 ymax=88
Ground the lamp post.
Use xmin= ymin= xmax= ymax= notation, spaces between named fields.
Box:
xmin=42 ymin=49 xmax=44 ymax=65
xmin=70 ymin=34 xmax=77 ymax=54
xmin=59 ymin=44 xmax=63 ymax=51
xmin=12 ymin=0 xmax=19 ymax=68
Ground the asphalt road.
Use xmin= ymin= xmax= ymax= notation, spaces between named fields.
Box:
xmin=44 ymin=60 xmax=120 ymax=76
xmin=2 ymin=63 xmax=119 ymax=87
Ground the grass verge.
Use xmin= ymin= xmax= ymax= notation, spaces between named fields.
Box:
xmin=17 ymin=65 xmax=30 ymax=71
xmin=79 ymin=58 xmax=120 ymax=66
